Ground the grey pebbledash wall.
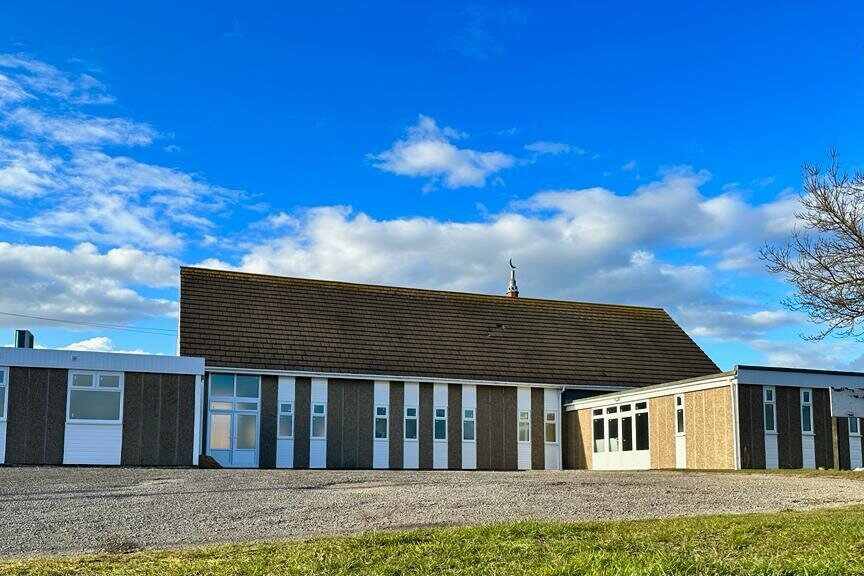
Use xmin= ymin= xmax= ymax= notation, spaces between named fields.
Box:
xmin=5 ymin=367 xmax=67 ymax=465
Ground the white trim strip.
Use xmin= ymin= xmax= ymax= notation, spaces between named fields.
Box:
xmin=204 ymin=366 xmax=621 ymax=391
xmin=564 ymin=374 xmax=735 ymax=411
xmin=0 ymin=347 xmax=204 ymax=375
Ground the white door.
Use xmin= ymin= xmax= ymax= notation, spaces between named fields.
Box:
xmin=207 ymin=374 xmax=261 ymax=468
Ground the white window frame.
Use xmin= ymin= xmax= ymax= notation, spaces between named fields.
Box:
xmin=850 ymin=417 xmax=861 ymax=437
xmin=462 ymin=407 xmax=476 ymax=442
xmin=517 ymin=409 xmax=531 ymax=443
xmin=800 ymin=388 xmax=814 ymax=435
xmin=374 ymin=405 xmax=389 ymax=440
xmin=592 ymin=408 xmax=605 ymax=453
xmin=277 ymin=401 xmax=294 ymax=439
xmin=544 ymin=410 xmax=559 ymax=444
xmin=311 ymin=402 xmax=327 ymax=440
xmin=404 ymin=406 xmax=418 ymax=441
xmin=66 ymin=371 xmax=124 ymax=425
xmin=433 ymin=407 xmax=447 ymax=441
xmin=0 ymin=366 xmax=8 ymax=421
xmin=763 ymin=386 xmax=777 ymax=434
xmin=634 ymin=401 xmax=650 ymax=451
xmin=675 ymin=394 xmax=685 ymax=436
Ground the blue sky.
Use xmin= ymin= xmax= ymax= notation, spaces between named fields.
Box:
xmin=1 ymin=2 xmax=863 ymax=372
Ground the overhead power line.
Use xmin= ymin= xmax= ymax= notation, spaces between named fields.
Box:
xmin=0 ymin=311 xmax=177 ymax=336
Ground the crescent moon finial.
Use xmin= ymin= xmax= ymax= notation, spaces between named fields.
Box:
xmin=509 ymin=258 xmax=516 ymax=270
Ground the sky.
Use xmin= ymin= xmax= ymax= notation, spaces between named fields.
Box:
xmin=1 ymin=2 xmax=863 ymax=372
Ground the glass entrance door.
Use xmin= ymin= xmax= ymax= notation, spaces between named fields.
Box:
xmin=207 ymin=374 xmax=260 ymax=467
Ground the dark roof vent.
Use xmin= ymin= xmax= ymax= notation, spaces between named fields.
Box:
xmin=14 ymin=329 xmax=34 ymax=348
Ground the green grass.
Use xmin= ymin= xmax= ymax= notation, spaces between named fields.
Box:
xmin=4 ymin=507 xmax=864 ymax=576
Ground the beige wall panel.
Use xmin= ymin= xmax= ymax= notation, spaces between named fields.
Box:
xmin=684 ymin=387 xmax=735 ymax=470
xmin=649 ymin=396 xmax=676 ymax=469
xmin=577 ymin=409 xmax=592 ymax=470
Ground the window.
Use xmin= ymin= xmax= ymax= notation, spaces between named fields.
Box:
xmin=375 ymin=406 xmax=389 ymax=440
xmin=405 ymin=406 xmax=418 ymax=440
xmin=0 ymin=367 xmax=6 ymax=420
xmin=801 ymin=388 xmax=813 ymax=434
xmin=763 ymin=386 xmax=776 ymax=433
xmin=311 ymin=403 xmax=326 ymax=439
xmin=434 ymin=407 xmax=447 ymax=440
xmin=850 ymin=417 xmax=861 ymax=436
xmin=67 ymin=371 xmax=123 ymax=423
xmin=592 ymin=411 xmax=605 ymax=453
xmin=278 ymin=402 xmax=294 ymax=438
xmin=462 ymin=408 xmax=476 ymax=441
xmin=544 ymin=411 xmax=558 ymax=443
xmin=635 ymin=411 xmax=649 ymax=451
xmin=608 ymin=417 xmax=620 ymax=452
xmin=675 ymin=394 xmax=685 ymax=435
xmin=518 ymin=410 xmax=531 ymax=442
xmin=621 ymin=415 xmax=633 ymax=451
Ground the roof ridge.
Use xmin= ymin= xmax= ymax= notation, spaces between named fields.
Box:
xmin=180 ymin=265 xmax=667 ymax=313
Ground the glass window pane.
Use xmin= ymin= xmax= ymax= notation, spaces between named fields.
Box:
xmin=72 ymin=373 xmax=94 ymax=387
xmin=405 ymin=418 xmax=418 ymax=440
xmin=434 ymin=418 xmax=447 ymax=440
xmin=518 ymin=420 xmax=530 ymax=442
xmin=635 ymin=402 xmax=647 ymax=410
xmin=463 ymin=420 xmax=475 ymax=441
xmin=209 ymin=413 xmax=230 ymax=450
xmin=620 ymin=404 xmax=631 ymax=412
xmin=850 ymin=418 xmax=860 ymax=435
xmin=236 ymin=402 xmax=257 ymax=411
xmin=606 ymin=406 xmax=617 ymax=414
xmin=279 ymin=414 xmax=293 ymax=437
xmin=99 ymin=374 xmax=120 ymax=388
xmin=236 ymin=375 xmax=259 ymax=398
xmin=593 ymin=418 xmax=605 ymax=452
xmin=545 ymin=412 xmax=556 ymax=422
xmin=764 ymin=405 xmax=775 ymax=432
xmin=676 ymin=409 xmax=685 ymax=434
xmin=802 ymin=406 xmax=812 ymax=432
xmin=0 ymin=370 xmax=4 ymax=384
xmin=464 ymin=409 xmax=474 ymax=419
xmin=280 ymin=403 xmax=293 ymax=414
xmin=210 ymin=401 xmax=232 ymax=410
xmin=0 ymin=386 xmax=5 ymax=419
xmin=435 ymin=408 xmax=446 ymax=418
xmin=406 ymin=407 xmax=417 ymax=417
xmin=211 ymin=374 xmax=234 ymax=397
xmin=313 ymin=404 xmax=325 ymax=415
xmin=375 ymin=417 xmax=388 ymax=439
xmin=545 ymin=422 xmax=557 ymax=443
xmin=69 ymin=389 xmax=121 ymax=421
xmin=593 ymin=409 xmax=602 ymax=416
xmin=636 ymin=412 xmax=649 ymax=450
xmin=621 ymin=416 xmax=633 ymax=451
xmin=236 ymin=414 xmax=257 ymax=449
xmin=608 ymin=419 xmax=619 ymax=451
xmin=676 ymin=396 xmax=683 ymax=407
xmin=312 ymin=415 xmax=326 ymax=438
xmin=376 ymin=406 xmax=387 ymax=417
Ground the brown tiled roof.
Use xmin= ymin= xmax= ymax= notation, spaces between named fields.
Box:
xmin=179 ymin=267 xmax=719 ymax=387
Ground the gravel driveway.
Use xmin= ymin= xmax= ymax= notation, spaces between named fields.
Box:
xmin=1 ymin=467 xmax=862 ymax=557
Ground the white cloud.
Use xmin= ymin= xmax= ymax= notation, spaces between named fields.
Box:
xmin=621 ymin=160 xmax=637 ymax=172
xmin=524 ymin=141 xmax=583 ymax=156
xmin=371 ymin=115 xmax=514 ymax=188
xmin=0 ymin=73 xmax=28 ymax=105
xmin=61 ymin=336 xmax=146 ymax=354
xmin=0 ymin=54 xmax=113 ymax=104
xmin=8 ymin=108 xmax=155 ymax=146
xmin=0 ymin=241 xmax=177 ymax=327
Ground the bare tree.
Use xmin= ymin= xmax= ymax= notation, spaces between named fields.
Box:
xmin=761 ymin=152 xmax=864 ymax=340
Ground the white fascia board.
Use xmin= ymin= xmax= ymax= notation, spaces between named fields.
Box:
xmin=736 ymin=366 xmax=864 ymax=389
xmin=563 ymin=374 xmax=735 ymax=412
xmin=203 ymin=365 xmax=623 ymax=391
xmin=0 ymin=347 xmax=204 ymax=375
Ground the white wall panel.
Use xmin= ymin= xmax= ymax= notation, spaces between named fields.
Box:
xmin=462 ymin=384 xmax=476 ymax=469
xmin=373 ymin=380 xmax=389 ymax=469
xmin=433 ymin=383 xmax=448 ymax=469
xmin=63 ymin=423 xmax=122 ymax=465
xmin=404 ymin=382 xmax=419 ymax=469
xmin=0 ymin=347 xmax=203 ymax=375
xmin=276 ymin=377 xmax=296 ymax=468
xmin=802 ymin=435 xmax=816 ymax=469
xmin=765 ymin=433 xmax=779 ymax=469
xmin=675 ymin=435 xmax=687 ymax=469
xmin=0 ymin=421 xmax=6 ymax=465
xmin=544 ymin=388 xmax=562 ymax=470
xmin=517 ymin=387 xmax=531 ymax=470
xmin=309 ymin=377 xmax=327 ymax=469
xmin=850 ymin=435 xmax=863 ymax=469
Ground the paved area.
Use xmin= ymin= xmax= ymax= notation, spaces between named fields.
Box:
xmin=1 ymin=467 xmax=862 ymax=557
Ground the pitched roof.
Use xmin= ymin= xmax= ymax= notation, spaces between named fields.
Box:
xmin=179 ymin=267 xmax=719 ymax=387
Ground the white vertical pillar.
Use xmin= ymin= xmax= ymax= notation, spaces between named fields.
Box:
xmin=403 ymin=382 xmax=420 ymax=469
xmin=309 ymin=377 xmax=328 ymax=469
xmin=517 ymin=387 xmax=531 ymax=470
xmin=544 ymin=388 xmax=562 ymax=470
xmin=461 ymin=384 xmax=477 ymax=469
xmin=276 ymin=376 xmax=296 ymax=468
xmin=192 ymin=374 xmax=204 ymax=466
xmin=373 ymin=380 xmax=390 ymax=469
xmin=433 ymin=383 xmax=448 ymax=469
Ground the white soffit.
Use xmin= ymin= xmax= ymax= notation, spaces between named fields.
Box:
xmin=0 ymin=347 xmax=204 ymax=375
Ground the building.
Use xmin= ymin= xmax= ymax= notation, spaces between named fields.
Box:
xmin=0 ymin=266 xmax=861 ymax=470
xmin=178 ymin=266 xmax=718 ymax=470
xmin=564 ymin=366 xmax=864 ymax=471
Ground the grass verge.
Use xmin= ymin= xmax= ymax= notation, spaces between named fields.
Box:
xmin=3 ymin=506 xmax=864 ymax=575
